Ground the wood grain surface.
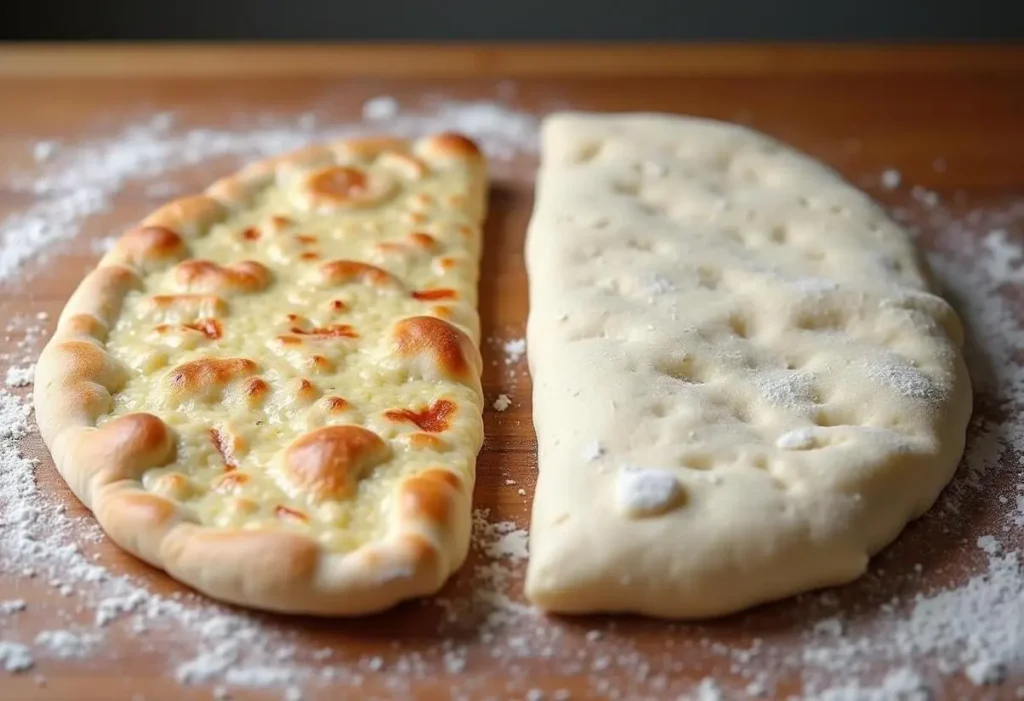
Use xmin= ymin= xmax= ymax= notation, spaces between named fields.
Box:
xmin=0 ymin=44 xmax=1023 ymax=701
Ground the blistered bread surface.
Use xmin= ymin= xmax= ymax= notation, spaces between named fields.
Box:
xmin=35 ymin=134 xmax=486 ymax=614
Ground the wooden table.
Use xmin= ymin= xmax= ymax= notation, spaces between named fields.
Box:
xmin=0 ymin=44 xmax=1023 ymax=701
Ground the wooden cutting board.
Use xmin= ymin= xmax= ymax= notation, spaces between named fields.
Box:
xmin=0 ymin=44 xmax=1022 ymax=701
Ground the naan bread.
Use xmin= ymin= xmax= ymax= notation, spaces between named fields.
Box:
xmin=35 ymin=133 xmax=486 ymax=615
xmin=524 ymin=113 xmax=971 ymax=618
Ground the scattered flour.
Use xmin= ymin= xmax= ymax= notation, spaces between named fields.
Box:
xmin=493 ymin=394 xmax=511 ymax=412
xmin=503 ymin=338 xmax=526 ymax=365
xmin=5 ymin=363 xmax=35 ymax=387
xmin=474 ymin=510 xmax=529 ymax=561
xmin=0 ymin=642 xmax=34 ymax=672
xmin=361 ymin=96 xmax=400 ymax=121
xmin=880 ymin=168 xmax=902 ymax=190
xmin=34 ymin=629 xmax=102 ymax=659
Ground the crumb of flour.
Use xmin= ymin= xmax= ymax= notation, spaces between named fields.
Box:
xmin=880 ymin=168 xmax=902 ymax=190
xmin=492 ymin=394 xmax=511 ymax=412
xmin=362 ymin=96 xmax=399 ymax=121
xmin=503 ymin=338 xmax=526 ymax=365
xmin=0 ymin=642 xmax=34 ymax=672
xmin=5 ymin=363 xmax=35 ymax=387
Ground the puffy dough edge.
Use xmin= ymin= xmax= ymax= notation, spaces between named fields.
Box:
xmin=34 ymin=132 xmax=486 ymax=615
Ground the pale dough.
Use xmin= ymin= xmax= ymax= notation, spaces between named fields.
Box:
xmin=524 ymin=112 xmax=972 ymax=618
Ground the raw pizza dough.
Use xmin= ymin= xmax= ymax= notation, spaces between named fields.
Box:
xmin=35 ymin=133 xmax=486 ymax=615
xmin=524 ymin=112 xmax=972 ymax=618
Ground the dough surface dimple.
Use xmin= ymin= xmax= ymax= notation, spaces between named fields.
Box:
xmin=524 ymin=112 xmax=971 ymax=619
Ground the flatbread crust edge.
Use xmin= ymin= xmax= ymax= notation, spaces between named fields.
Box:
xmin=33 ymin=133 xmax=486 ymax=615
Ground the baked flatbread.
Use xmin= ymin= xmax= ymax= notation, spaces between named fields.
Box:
xmin=35 ymin=133 xmax=486 ymax=615
xmin=524 ymin=113 xmax=971 ymax=618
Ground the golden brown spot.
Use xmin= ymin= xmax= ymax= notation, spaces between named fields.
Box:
xmin=402 ymin=212 xmax=427 ymax=225
xmin=175 ymin=259 xmax=270 ymax=294
xmin=399 ymin=469 xmax=462 ymax=525
xmin=53 ymin=340 xmax=124 ymax=388
xmin=436 ymin=257 xmax=458 ymax=271
xmin=114 ymin=226 xmax=186 ymax=267
xmin=330 ymin=299 xmax=348 ymax=312
xmin=289 ymin=324 xmax=358 ymax=339
xmin=209 ymin=426 xmax=239 ymax=469
xmin=182 ymin=318 xmax=222 ymax=340
xmin=308 ymin=166 xmax=367 ymax=200
xmin=83 ymin=413 xmax=175 ymax=481
xmin=300 ymin=252 xmax=321 ymax=261
xmin=412 ymin=288 xmax=457 ymax=302
xmin=422 ymin=132 xmax=482 ymax=160
xmin=295 ymin=378 xmax=319 ymax=403
xmin=275 ymin=334 xmax=303 ymax=346
xmin=214 ymin=472 xmax=249 ymax=494
xmin=448 ymin=194 xmax=467 ymax=207
xmin=408 ymin=193 xmax=434 ymax=209
xmin=284 ymin=425 xmax=390 ymax=501
xmin=322 ymin=396 xmax=350 ymax=413
xmin=407 ymin=232 xmax=439 ymax=250
xmin=384 ymin=399 xmax=457 ymax=433
xmin=275 ymin=505 xmax=309 ymax=523
xmin=241 ymin=227 xmax=261 ymax=241
xmin=319 ymin=260 xmax=400 ymax=289
xmin=391 ymin=316 xmax=478 ymax=384
xmin=372 ymin=242 xmax=405 ymax=256
xmin=286 ymin=313 xmax=303 ymax=323
xmin=309 ymin=355 xmax=335 ymax=373
xmin=401 ymin=433 xmax=449 ymax=452
xmin=266 ymin=215 xmax=293 ymax=233
xmin=168 ymin=357 xmax=258 ymax=396
xmin=458 ymin=225 xmax=473 ymax=238
xmin=244 ymin=377 xmax=270 ymax=402
xmin=294 ymin=234 xmax=318 ymax=245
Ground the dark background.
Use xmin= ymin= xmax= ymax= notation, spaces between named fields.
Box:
xmin=2 ymin=0 xmax=1023 ymax=41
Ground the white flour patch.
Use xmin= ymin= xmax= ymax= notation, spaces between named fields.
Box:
xmin=34 ymin=629 xmax=102 ymax=659
xmin=5 ymin=363 xmax=35 ymax=387
xmin=361 ymin=96 xmax=400 ymax=121
xmin=776 ymin=428 xmax=816 ymax=450
xmin=0 ymin=642 xmax=34 ymax=672
xmin=503 ymin=338 xmax=526 ymax=365
xmin=756 ymin=370 xmax=817 ymax=409
xmin=880 ymin=168 xmax=902 ymax=190
xmin=492 ymin=393 xmax=511 ymax=412
xmin=474 ymin=510 xmax=529 ymax=562
xmin=616 ymin=467 xmax=683 ymax=517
